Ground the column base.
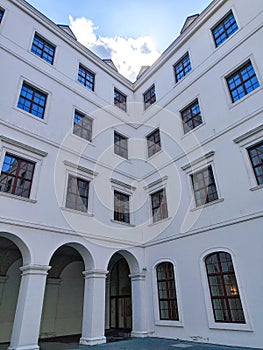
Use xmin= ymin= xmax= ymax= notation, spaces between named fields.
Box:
xmin=79 ymin=336 xmax=106 ymax=346
xmin=8 ymin=345 xmax=39 ymax=350
xmin=131 ymin=331 xmax=149 ymax=338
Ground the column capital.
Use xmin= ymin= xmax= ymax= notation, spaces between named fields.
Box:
xmin=129 ymin=272 xmax=146 ymax=281
xmin=82 ymin=269 xmax=108 ymax=279
xmin=20 ymin=264 xmax=51 ymax=276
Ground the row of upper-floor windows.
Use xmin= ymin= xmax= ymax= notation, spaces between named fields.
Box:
xmin=1 ymin=7 xmax=254 ymax=112
xmin=0 ymin=140 xmax=262 ymax=223
xmin=156 ymin=251 xmax=246 ymax=324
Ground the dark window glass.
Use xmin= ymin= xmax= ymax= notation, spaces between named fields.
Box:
xmin=0 ymin=153 xmax=35 ymax=198
xmin=147 ymin=129 xmax=161 ymax=157
xmin=212 ymin=11 xmax=238 ymax=47
xmin=191 ymin=165 xmax=218 ymax=206
xmin=114 ymin=191 xmax=130 ymax=224
xmin=78 ymin=65 xmax=95 ymax=91
xmin=114 ymin=89 xmax=127 ymax=111
xmin=227 ymin=61 xmax=259 ymax=102
xmin=66 ymin=175 xmax=89 ymax=212
xmin=151 ymin=189 xmax=168 ymax=223
xmin=144 ymin=85 xmax=156 ymax=109
xmin=17 ymin=82 xmax=47 ymax=119
xmin=73 ymin=110 xmax=92 ymax=142
xmin=114 ymin=132 xmax=128 ymax=159
xmin=156 ymin=262 xmax=179 ymax=320
xmin=0 ymin=8 xmax=4 ymax=23
xmin=247 ymin=141 xmax=263 ymax=185
xmin=181 ymin=99 xmax=203 ymax=133
xmin=205 ymin=252 xmax=245 ymax=323
xmin=31 ymin=34 xmax=55 ymax=64
xmin=174 ymin=53 xmax=192 ymax=83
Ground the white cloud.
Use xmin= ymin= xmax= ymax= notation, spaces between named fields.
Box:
xmin=69 ymin=16 xmax=160 ymax=82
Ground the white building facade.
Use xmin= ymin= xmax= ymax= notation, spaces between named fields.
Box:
xmin=0 ymin=0 xmax=262 ymax=349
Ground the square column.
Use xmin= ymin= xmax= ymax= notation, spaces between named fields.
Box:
xmin=8 ymin=265 xmax=50 ymax=350
xmin=80 ymin=269 xmax=108 ymax=346
xmin=130 ymin=272 xmax=149 ymax=338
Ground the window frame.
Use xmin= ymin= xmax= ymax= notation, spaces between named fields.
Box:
xmin=31 ymin=33 xmax=56 ymax=65
xmin=173 ymin=52 xmax=192 ymax=83
xmin=78 ymin=64 xmax=95 ymax=91
xmin=247 ymin=140 xmax=263 ymax=186
xmin=146 ymin=128 xmax=161 ymax=158
xmin=65 ymin=174 xmax=90 ymax=213
xmin=225 ymin=60 xmax=260 ymax=103
xmin=0 ymin=7 xmax=5 ymax=24
xmin=72 ymin=109 xmax=93 ymax=142
xmin=113 ymin=190 xmax=130 ymax=224
xmin=114 ymin=88 xmax=127 ymax=112
xmin=150 ymin=188 xmax=168 ymax=223
xmin=17 ymin=81 xmax=48 ymax=120
xmin=143 ymin=84 xmax=156 ymax=110
xmin=211 ymin=10 xmax=238 ymax=48
xmin=114 ymin=131 xmax=128 ymax=159
xmin=180 ymin=98 xmax=203 ymax=134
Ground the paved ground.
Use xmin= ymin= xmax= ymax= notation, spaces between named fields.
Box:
xmin=0 ymin=338 xmax=261 ymax=350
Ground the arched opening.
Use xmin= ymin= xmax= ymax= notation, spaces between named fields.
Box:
xmin=40 ymin=245 xmax=85 ymax=343
xmin=0 ymin=236 xmax=22 ymax=345
xmin=105 ymin=253 xmax=132 ymax=341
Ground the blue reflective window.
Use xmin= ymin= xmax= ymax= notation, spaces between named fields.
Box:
xmin=227 ymin=61 xmax=259 ymax=102
xmin=78 ymin=65 xmax=95 ymax=91
xmin=174 ymin=53 xmax=192 ymax=83
xmin=73 ymin=110 xmax=92 ymax=141
xmin=181 ymin=99 xmax=203 ymax=134
xmin=17 ymin=83 xmax=47 ymax=119
xmin=143 ymin=85 xmax=156 ymax=109
xmin=0 ymin=8 xmax=4 ymax=23
xmin=31 ymin=34 xmax=55 ymax=64
xmin=212 ymin=11 xmax=238 ymax=47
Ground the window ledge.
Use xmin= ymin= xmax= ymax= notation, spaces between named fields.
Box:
xmin=228 ymin=86 xmax=262 ymax=110
xmin=147 ymin=149 xmax=163 ymax=161
xmin=148 ymin=216 xmax=172 ymax=227
xmin=250 ymin=184 xmax=263 ymax=191
xmin=110 ymin=219 xmax=135 ymax=227
xmin=14 ymin=106 xmax=47 ymax=124
xmin=181 ymin=122 xmax=205 ymax=138
xmin=190 ymin=198 xmax=224 ymax=211
xmin=0 ymin=191 xmax=37 ymax=203
xmin=71 ymin=134 xmax=96 ymax=147
xmin=155 ymin=320 xmax=183 ymax=328
xmin=61 ymin=207 xmax=93 ymax=216
xmin=208 ymin=323 xmax=253 ymax=332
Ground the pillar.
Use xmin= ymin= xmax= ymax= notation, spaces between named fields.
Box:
xmin=130 ymin=272 xmax=148 ymax=337
xmin=80 ymin=269 xmax=107 ymax=346
xmin=8 ymin=265 xmax=50 ymax=350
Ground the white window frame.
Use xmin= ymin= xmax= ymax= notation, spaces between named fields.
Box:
xmin=0 ymin=136 xmax=47 ymax=202
xmin=200 ymin=247 xmax=252 ymax=332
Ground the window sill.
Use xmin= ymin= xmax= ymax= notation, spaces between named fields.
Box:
xmin=228 ymin=86 xmax=262 ymax=110
xmin=148 ymin=216 xmax=172 ymax=227
xmin=250 ymin=184 xmax=263 ymax=191
xmin=71 ymin=134 xmax=96 ymax=147
xmin=155 ymin=320 xmax=183 ymax=328
xmin=61 ymin=207 xmax=93 ymax=216
xmin=190 ymin=198 xmax=224 ymax=211
xmin=113 ymin=152 xmax=130 ymax=162
xmin=181 ymin=121 xmax=205 ymax=138
xmin=208 ymin=322 xmax=253 ymax=332
xmin=147 ymin=149 xmax=163 ymax=161
xmin=0 ymin=191 xmax=37 ymax=203
xmin=110 ymin=219 xmax=135 ymax=227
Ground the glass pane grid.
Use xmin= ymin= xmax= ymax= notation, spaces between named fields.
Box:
xmin=17 ymin=83 xmax=47 ymax=119
xmin=31 ymin=34 xmax=55 ymax=64
xmin=174 ymin=53 xmax=192 ymax=82
xmin=213 ymin=12 xmax=238 ymax=47
xmin=78 ymin=66 xmax=95 ymax=91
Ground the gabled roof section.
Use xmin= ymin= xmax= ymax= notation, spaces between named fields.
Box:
xmin=136 ymin=66 xmax=150 ymax=80
xmin=103 ymin=59 xmax=118 ymax=72
xmin=57 ymin=24 xmax=77 ymax=40
xmin=180 ymin=14 xmax=199 ymax=34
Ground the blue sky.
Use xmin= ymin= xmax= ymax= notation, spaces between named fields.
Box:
xmin=26 ymin=0 xmax=212 ymax=81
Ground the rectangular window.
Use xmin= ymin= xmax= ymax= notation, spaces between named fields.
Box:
xmin=114 ymin=132 xmax=128 ymax=159
xmin=151 ymin=188 xmax=168 ymax=223
xmin=191 ymin=165 xmax=218 ymax=206
xmin=174 ymin=53 xmax=192 ymax=83
xmin=143 ymin=84 xmax=156 ymax=110
xmin=212 ymin=11 xmax=238 ymax=47
xmin=114 ymin=88 xmax=127 ymax=111
xmin=17 ymin=82 xmax=47 ymax=119
xmin=147 ymin=129 xmax=161 ymax=157
xmin=247 ymin=141 xmax=263 ymax=185
xmin=226 ymin=61 xmax=260 ymax=103
xmin=0 ymin=8 xmax=4 ymax=23
xmin=65 ymin=175 xmax=89 ymax=212
xmin=114 ymin=190 xmax=130 ymax=224
xmin=31 ymin=33 xmax=55 ymax=65
xmin=73 ymin=110 xmax=92 ymax=142
xmin=181 ymin=99 xmax=203 ymax=133
xmin=78 ymin=64 xmax=95 ymax=91
xmin=0 ymin=153 xmax=35 ymax=198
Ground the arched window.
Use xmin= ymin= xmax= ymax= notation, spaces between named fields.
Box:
xmin=205 ymin=252 xmax=245 ymax=323
xmin=156 ymin=262 xmax=179 ymax=320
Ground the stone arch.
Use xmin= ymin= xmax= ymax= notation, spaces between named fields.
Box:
xmin=0 ymin=231 xmax=31 ymax=266
xmin=107 ymin=249 xmax=140 ymax=275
